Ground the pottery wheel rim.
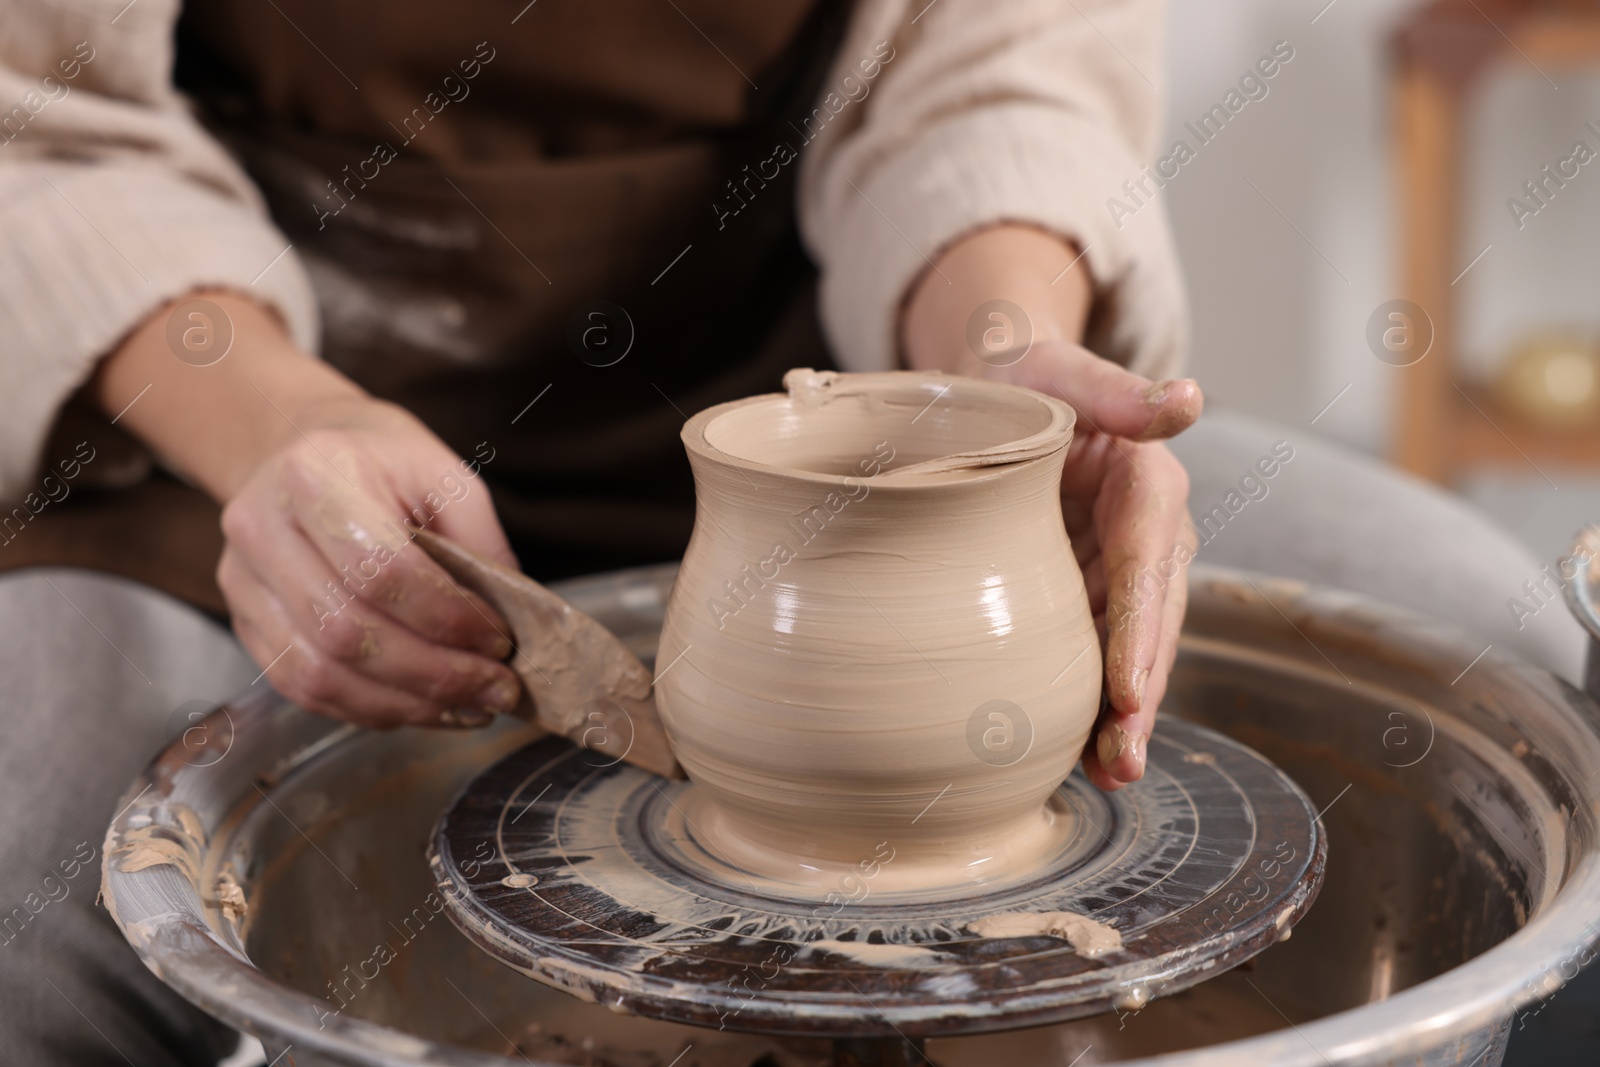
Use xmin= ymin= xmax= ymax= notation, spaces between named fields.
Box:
xmin=428 ymin=718 xmax=1325 ymax=1038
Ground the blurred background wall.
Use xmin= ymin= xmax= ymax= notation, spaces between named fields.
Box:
xmin=1153 ymin=0 xmax=1600 ymax=561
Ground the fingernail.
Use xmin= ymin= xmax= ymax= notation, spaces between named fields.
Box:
xmin=1138 ymin=379 xmax=1200 ymax=440
xmin=477 ymin=676 xmax=520 ymax=715
xmin=1130 ymin=731 xmax=1147 ymax=769
xmin=486 ymin=633 xmax=514 ymax=660
xmin=1143 ymin=380 xmax=1176 ymax=407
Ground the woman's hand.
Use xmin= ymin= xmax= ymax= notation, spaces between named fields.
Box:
xmin=984 ymin=341 xmax=1199 ymax=790
xmin=217 ymin=404 xmax=523 ymax=727
xmin=95 ymin=292 xmax=522 ymax=728
xmin=902 ymin=226 xmax=1202 ymax=790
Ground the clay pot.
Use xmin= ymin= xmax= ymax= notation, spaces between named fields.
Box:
xmin=654 ymin=370 xmax=1100 ymax=896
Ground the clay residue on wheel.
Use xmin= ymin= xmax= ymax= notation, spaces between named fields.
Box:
xmin=805 ymin=938 xmax=954 ymax=969
xmin=966 ymin=910 xmax=1123 ymax=958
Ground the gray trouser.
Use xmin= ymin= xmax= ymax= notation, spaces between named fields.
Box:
xmin=1169 ymin=412 xmax=1587 ymax=682
xmin=0 ymin=567 xmax=256 ymax=1065
xmin=0 ymin=412 xmax=1586 ymax=1064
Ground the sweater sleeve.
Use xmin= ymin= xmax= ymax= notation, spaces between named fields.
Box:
xmin=0 ymin=0 xmax=318 ymax=502
xmin=797 ymin=0 xmax=1188 ymax=378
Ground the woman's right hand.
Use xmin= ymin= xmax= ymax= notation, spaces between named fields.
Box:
xmin=217 ymin=402 xmax=523 ymax=728
xmin=96 ymin=291 xmax=523 ymax=728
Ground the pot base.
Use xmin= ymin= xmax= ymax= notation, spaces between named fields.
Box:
xmin=662 ymin=784 xmax=1079 ymax=900
xmin=427 ymin=718 xmax=1324 ymax=1037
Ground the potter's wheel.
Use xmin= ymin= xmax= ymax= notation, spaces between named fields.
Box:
xmin=429 ymin=718 xmax=1325 ymax=1040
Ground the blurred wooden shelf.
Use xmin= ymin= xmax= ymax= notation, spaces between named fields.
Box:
xmin=1449 ymin=387 xmax=1600 ymax=472
xmin=1390 ymin=0 xmax=1600 ymax=484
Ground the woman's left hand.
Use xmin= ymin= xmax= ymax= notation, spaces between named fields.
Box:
xmin=984 ymin=341 xmax=1200 ymax=790
xmin=901 ymin=224 xmax=1202 ymax=790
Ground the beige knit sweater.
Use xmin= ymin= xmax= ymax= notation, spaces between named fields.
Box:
xmin=0 ymin=0 xmax=1186 ymax=502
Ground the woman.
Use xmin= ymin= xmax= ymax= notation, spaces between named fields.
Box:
xmin=0 ymin=0 xmax=1195 ymax=1060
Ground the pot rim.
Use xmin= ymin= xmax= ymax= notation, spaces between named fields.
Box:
xmin=100 ymin=564 xmax=1600 ymax=1067
xmin=680 ymin=369 xmax=1076 ymax=488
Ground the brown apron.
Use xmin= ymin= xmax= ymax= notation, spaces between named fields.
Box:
xmin=167 ymin=0 xmax=844 ymax=581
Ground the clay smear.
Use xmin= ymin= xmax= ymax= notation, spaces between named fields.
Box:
xmin=657 ymin=369 xmax=1101 ymax=895
xmin=805 ymin=939 xmax=952 ymax=969
xmin=966 ymin=911 xmax=1123 ymax=958
xmin=112 ymin=803 xmax=207 ymax=882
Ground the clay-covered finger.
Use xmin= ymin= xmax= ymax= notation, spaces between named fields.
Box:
xmin=1095 ymin=442 xmax=1192 ymax=780
xmin=1094 ymin=702 xmax=1153 ymax=785
xmin=987 ymin=341 xmax=1204 ymax=442
xmin=1078 ymin=691 xmax=1126 ymax=793
xmin=1093 ymin=554 xmax=1190 ymax=786
xmin=223 ymin=504 xmax=520 ymax=714
xmin=1140 ymin=537 xmax=1193 ymax=728
xmin=276 ymin=463 xmax=512 ymax=658
xmin=220 ymin=549 xmax=466 ymax=728
xmin=312 ymin=598 xmax=522 ymax=715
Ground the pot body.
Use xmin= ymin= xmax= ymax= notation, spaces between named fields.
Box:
xmin=653 ymin=371 xmax=1100 ymax=894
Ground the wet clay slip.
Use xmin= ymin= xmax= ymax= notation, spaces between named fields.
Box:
xmin=655 ymin=369 xmax=1101 ymax=895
